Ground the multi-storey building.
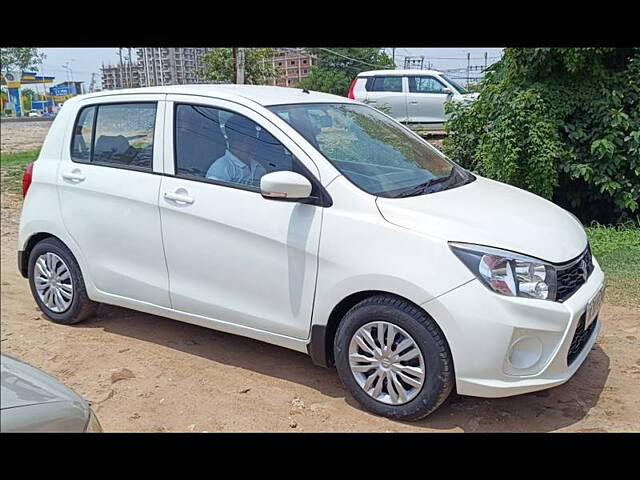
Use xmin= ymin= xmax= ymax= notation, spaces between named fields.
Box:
xmin=100 ymin=62 xmax=143 ymax=90
xmin=264 ymin=48 xmax=315 ymax=87
xmin=101 ymin=48 xmax=211 ymax=90
xmin=101 ymin=48 xmax=315 ymax=90
xmin=136 ymin=48 xmax=211 ymax=87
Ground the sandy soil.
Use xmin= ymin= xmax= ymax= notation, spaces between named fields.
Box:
xmin=1 ymin=192 xmax=639 ymax=432
xmin=1 ymin=120 xmax=53 ymax=154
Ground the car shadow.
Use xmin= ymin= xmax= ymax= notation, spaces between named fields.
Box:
xmin=74 ymin=304 xmax=611 ymax=432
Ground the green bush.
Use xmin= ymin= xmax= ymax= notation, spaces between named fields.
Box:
xmin=443 ymin=48 xmax=640 ymax=225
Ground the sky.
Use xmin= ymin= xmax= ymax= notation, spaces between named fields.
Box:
xmin=31 ymin=47 xmax=504 ymax=91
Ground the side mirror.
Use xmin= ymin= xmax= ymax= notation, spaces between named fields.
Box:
xmin=260 ymin=171 xmax=312 ymax=201
xmin=442 ymin=87 xmax=453 ymax=95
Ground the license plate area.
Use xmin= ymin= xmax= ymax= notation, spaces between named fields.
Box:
xmin=585 ymin=283 xmax=605 ymax=329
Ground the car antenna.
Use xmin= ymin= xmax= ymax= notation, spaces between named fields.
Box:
xmin=301 ymin=87 xmax=310 ymax=94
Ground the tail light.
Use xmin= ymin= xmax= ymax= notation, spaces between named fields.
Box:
xmin=347 ymin=78 xmax=358 ymax=99
xmin=22 ymin=162 xmax=34 ymax=198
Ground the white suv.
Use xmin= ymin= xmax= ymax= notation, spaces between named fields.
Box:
xmin=348 ymin=69 xmax=478 ymax=128
xmin=18 ymin=85 xmax=605 ymax=420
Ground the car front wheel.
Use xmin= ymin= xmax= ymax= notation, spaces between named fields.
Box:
xmin=334 ymin=294 xmax=454 ymax=421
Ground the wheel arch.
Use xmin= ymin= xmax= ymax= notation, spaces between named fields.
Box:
xmin=18 ymin=232 xmax=58 ymax=278
xmin=308 ymin=290 xmax=447 ymax=368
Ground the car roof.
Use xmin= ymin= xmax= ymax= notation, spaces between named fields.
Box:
xmin=73 ymin=84 xmax=352 ymax=107
xmin=357 ymin=69 xmax=444 ymax=77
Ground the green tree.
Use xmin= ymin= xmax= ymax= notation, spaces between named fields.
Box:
xmin=443 ymin=47 xmax=640 ymax=224
xmin=299 ymin=48 xmax=394 ymax=96
xmin=0 ymin=48 xmax=44 ymax=74
xmin=200 ymin=48 xmax=281 ymax=84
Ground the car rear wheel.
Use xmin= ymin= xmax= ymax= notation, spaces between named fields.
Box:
xmin=28 ymin=238 xmax=98 ymax=325
xmin=334 ymin=294 xmax=454 ymax=421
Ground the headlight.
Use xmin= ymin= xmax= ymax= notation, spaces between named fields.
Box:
xmin=85 ymin=408 xmax=103 ymax=433
xmin=449 ymin=242 xmax=557 ymax=301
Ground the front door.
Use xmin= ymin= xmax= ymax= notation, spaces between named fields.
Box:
xmin=406 ymin=75 xmax=450 ymax=124
xmin=158 ymin=96 xmax=322 ymax=339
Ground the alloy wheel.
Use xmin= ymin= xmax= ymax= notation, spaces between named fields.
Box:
xmin=34 ymin=252 xmax=73 ymax=313
xmin=348 ymin=321 xmax=425 ymax=405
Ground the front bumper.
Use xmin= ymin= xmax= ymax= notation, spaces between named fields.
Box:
xmin=422 ymin=258 xmax=605 ymax=398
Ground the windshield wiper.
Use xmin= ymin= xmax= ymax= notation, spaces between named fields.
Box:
xmin=391 ymin=168 xmax=459 ymax=198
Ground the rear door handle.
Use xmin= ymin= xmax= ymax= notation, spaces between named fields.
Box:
xmin=62 ymin=170 xmax=86 ymax=182
xmin=163 ymin=191 xmax=194 ymax=205
xmin=409 ymin=101 xmax=419 ymax=105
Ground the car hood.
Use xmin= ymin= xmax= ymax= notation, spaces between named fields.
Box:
xmin=376 ymin=176 xmax=587 ymax=263
xmin=452 ymin=92 xmax=479 ymax=103
xmin=0 ymin=353 xmax=85 ymax=410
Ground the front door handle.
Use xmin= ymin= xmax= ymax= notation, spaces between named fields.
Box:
xmin=163 ymin=191 xmax=194 ymax=205
xmin=62 ymin=170 xmax=86 ymax=182
xmin=409 ymin=101 xmax=419 ymax=105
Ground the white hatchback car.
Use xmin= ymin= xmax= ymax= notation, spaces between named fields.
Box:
xmin=18 ymin=85 xmax=605 ymax=421
xmin=348 ymin=69 xmax=478 ymax=128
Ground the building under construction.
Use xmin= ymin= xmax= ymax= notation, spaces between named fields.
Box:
xmin=101 ymin=48 xmax=315 ymax=90
xmin=101 ymin=48 xmax=211 ymax=90
xmin=264 ymin=48 xmax=315 ymax=87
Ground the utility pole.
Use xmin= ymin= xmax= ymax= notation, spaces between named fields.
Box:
xmin=118 ymin=48 xmax=124 ymax=88
xmin=128 ymin=48 xmax=133 ymax=88
xmin=467 ymin=52 xmax=471 ymax=87
xmin=484 ymin=51 xmax=488 ymax=71
xmin=236 ymin=48 xmax=245 ymax=84
xmin=232 ymin=48 xmax=237 ymax=83
xmin=392 ymin=47 xmax=396 ymax=67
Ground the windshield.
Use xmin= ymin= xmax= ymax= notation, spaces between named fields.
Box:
xmin=441 ymin=75 xmax=469 ymax=94
xmin=267 ymin=103 xmax=472 ymax=198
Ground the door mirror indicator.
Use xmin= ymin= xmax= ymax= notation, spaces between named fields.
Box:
xmin=260 ymin=171 xmax=312 ymax=202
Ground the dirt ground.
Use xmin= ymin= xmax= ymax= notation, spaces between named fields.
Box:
xmin=0 ymin=120 xmax=52 ymax=154
xmin=2 ymin=120 xmax=639 ymax=432
xmin=1 ymin=191 xmax=639 ymax=432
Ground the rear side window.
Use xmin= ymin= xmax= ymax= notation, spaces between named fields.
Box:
xmin=408 ymin=76 xmax=447 ymax=94
xmin=70 ymin=103 xmax=157 ymax=171
xmin=71 ymin=106 xmax=96 ymax=162
xmin=366 ymin=76 xmax=403 ymax=92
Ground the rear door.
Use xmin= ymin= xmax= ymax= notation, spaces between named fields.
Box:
xmin=57 ymin=95 xmax=170 ymax=307
xmin=406 ymin=75 xmax=450 ymax=124
xmin=364 ymin=76 xmax=408 ymax=121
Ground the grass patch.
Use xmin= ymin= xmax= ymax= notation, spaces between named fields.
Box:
xmin=585 ymin=223 xmax=640 ymax=307
xmin=0 ymin=149 xmax=39 ymax=194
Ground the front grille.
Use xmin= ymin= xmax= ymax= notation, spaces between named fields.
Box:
xmin=556 ymin=246 xmax=594 ymax=302
xmin=567 ymin=314 xmax=598 ymax=365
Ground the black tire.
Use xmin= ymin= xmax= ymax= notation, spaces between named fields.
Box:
xmin=334 ymin=294 xmax=454 ymax=421
xmin=28 ymin=237 xmax=98 ymax=325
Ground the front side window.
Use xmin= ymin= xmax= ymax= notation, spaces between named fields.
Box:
xmin=174 ymin=104 xmax=296 ymax=190
xmin=367 ymin=76 xmax=403 ymax=92
xmin=268 ymin=103 xmax=473 ymax=198
xmin=71 ymin=102 xmax=156 ymax=171
xmin=408 ymin=76 xmax=447 ymax=94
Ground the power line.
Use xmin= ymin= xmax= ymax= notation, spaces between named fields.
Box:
xmin=318 ymin=48 xmax=389 ymax=69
